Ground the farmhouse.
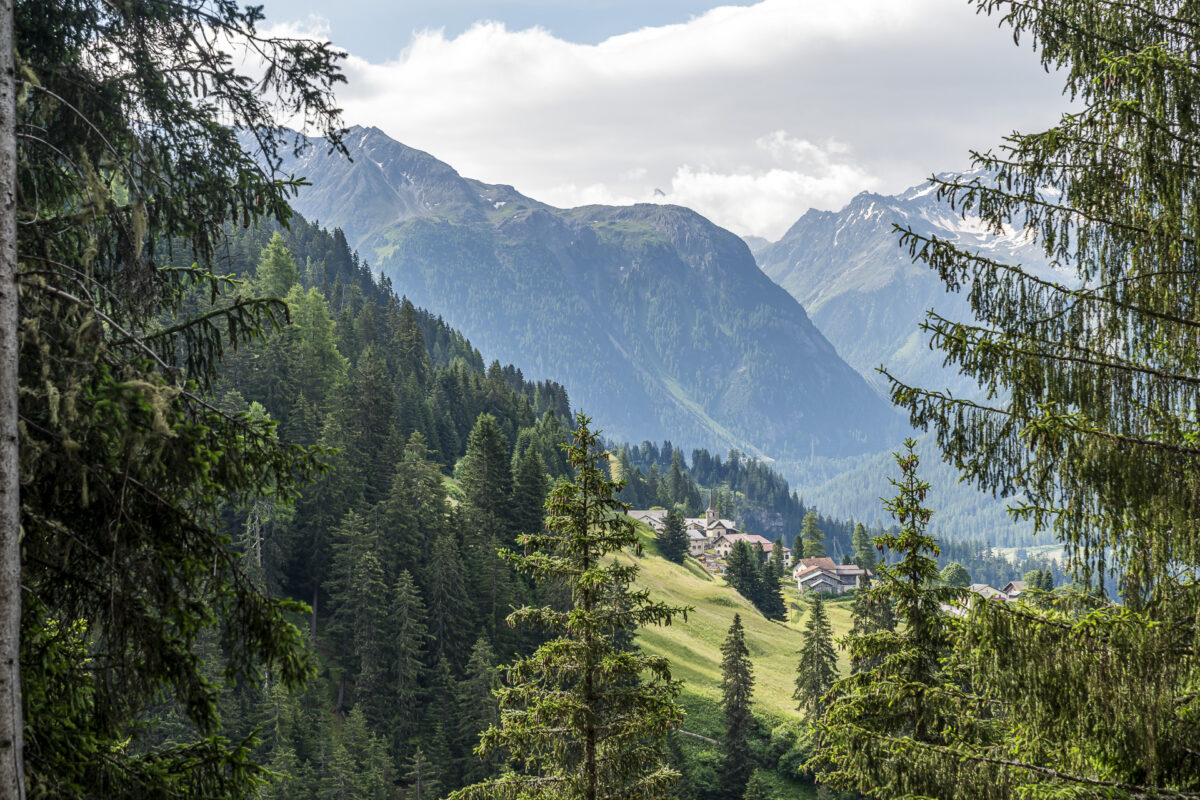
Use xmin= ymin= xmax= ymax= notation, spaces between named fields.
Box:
xmin=792 ymin=557 xmax=871 ymax=595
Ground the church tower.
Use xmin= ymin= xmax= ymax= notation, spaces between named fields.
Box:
xmin=706 ymin=490 xmax=717 ymax=527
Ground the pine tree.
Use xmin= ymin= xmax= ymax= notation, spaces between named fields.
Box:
xmin=255 ymin=231 xmax=302 ymax=299
xmin=871 ymin=3 xmax=1200 ymax=796
xmin=658 ymin=508 xmax=690 ymax=564
xmin=724 ymin=541 xmax=763 ymax=608
xmin=939 ymin=562 xmax=971 ymax=588
xmin=405 ymin=747 xmax=443 ymax=800
xmin=719 ymin=614 xmax=755 ymax=800
xmin=793 ymin=595 xmax=838 ymax=719
xmin=851 ymin=522 xmax=875 ymax=572
xmin=814 ymin=440 xmax=962 ymax=796
xmin=449 ymin=414 xmax=687 ymax=800
xmin=9 ymin=2 xmax=344 ymax=795
xmin=799 ymin=512 xmax=826 ymax=559
xmin=758 ymin=560 xmax=787 ymax=621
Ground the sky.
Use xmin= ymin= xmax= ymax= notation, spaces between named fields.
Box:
xmin=258 ymin=0 xmax=1070 ymax=240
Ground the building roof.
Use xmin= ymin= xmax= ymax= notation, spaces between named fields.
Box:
xmin=797 ymin=569 xmax=843 ymax=589
xmin=968 ymin=583 xmax=1008 ymax=601
xmin=706 ymin=519 xmax=739 ymax=530
xmin=687 ymin=529 xmax=707 ymax=540
xmin=1002 ymin=580 xmax=1026 ymax=594
xmin=716 ymin=532 xmax=771 ymax=548
xmin=833 ymin=564 xmax=868 ymax=576
xmin=793 ymin=557 xmax=837 ymax=574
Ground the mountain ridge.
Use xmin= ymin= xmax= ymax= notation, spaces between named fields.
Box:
xmin=263 ymin=125 xmax=901 ymax=460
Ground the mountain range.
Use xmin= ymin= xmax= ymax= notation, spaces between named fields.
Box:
xmin=754 ymin=175 xmax=1055 ymax=397
xmin=266 ymin=125 xmax=901 ymax=460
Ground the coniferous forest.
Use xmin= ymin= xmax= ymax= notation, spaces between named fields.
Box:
xmin=5 ymin=2 xmax=1200 ymax=800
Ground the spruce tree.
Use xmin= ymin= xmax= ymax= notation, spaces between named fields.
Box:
xmin=770 ymin=538 xmax=787 ymax=577
xmin=457 ymin=638 xmax=503 ymax=784
xmin=724 ymin=541 xmax=763 ymax=607
xmin=869 ymin=3 xmax=1200 ymax=796
xmin=254 ymin=231 xmax=301 ymax=299
xmin=658 ymin=508 xmax=690 ymax=564
xmin=389 ymin=570 xmax=430 ymax=746
xmin=423 ymin=531 xmax=476 ymax=667
xmin=814 ymin=440 xmax=962 ymax=796
xmin=851 ymin=522 xmax=875 ymax=572
xmin=406 ymin=748 xmax=443 ymax=800
xmin=793 ymin=595 xmax=838 ymax=719
xmin=799 ymin=512 xmax=826 ymax=559
xmin=449 ymin=414 xmax=687 ymax=800
xmin=847 ymin=576 xmax=895 ymax=674
xmin=718 ymin=614 xmax=755 ymax=800
xmin=511 ymin=443 xmax=550 ymax=541
xmin=939 ymin=562 xmax=970 ymax=588
xmin=758 ymin=560 xmax=787 ymax=621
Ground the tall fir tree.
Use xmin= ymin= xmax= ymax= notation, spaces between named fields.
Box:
xmin=814 ymin=440 xmax=963 ymax=796
xmin=724 ymin=541 xmax=763 ymax=608
xmin=449 ymin=414 xmax=687 ymax=800
xmin=868 ymin=2 xmax=1200 ymax=796
xmin=8 ymin=1 xmax=345 ymax=795
xmin=658 ymin=508 xmax=690 ymax=564
xmin=254 ymin=231 xmax=301 ymax=299
xmin=799 ymin=512 xmax=826 ymax=559
xmin=793 ymin=594 xmax=838 ymax=719
xmin=718 ymin=614 xmax=755 ymax=800
xmin=851 ymin=523 xmax=875 ymax=573
xmin=758 ymin=560 xmax=787 ymax=621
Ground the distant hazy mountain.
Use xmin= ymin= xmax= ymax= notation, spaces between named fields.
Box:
xmin=755 ymin=176 xmax=1056 ymax=396
xmin=269 ymin=125 xmax=900 ymax=459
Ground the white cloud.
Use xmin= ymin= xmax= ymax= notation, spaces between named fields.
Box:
xmin=266 ymin=0 xmax=1068 ymax=240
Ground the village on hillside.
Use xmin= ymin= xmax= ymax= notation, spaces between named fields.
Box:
xmin=628 ymin=497 xmax=1030 ymax=602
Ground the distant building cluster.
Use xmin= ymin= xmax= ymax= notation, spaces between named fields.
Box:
xmin=628 ymin=493 xmax=792 ymax=572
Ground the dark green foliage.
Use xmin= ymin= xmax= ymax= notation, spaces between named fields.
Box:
xmin=458 ymin=413 xmax=516 ymax=538
xmin=851 ymin=523 xmax=875 ymax=572
xmin=14 ymin=1 xmax=345 ymax=796
xmin=757 ymin=561 xmax=787 ymax=622
xmin=799 ymin=512 xmax=826 ymax=559
xmin=449 ymin=415 xmax=687 ymax=800
xmin=512 ymin=444 xmax=549 ymax=541
xmin=793 ymin=596 xmax=838 ymax=719
xmin=659 ymin=508 xmax=690 ymax=564
xmin=719 ymin=614 xmax=755 ymax=800
xmin=424 ymin=532 xmax=477 ymax=668
xmin=939 ymin=562 xmax=970 ymax=588
xmin=724 ymin=541 xmax=763 ymax=608
xmin=814 ymin=440 xmax=964 ymax=796
xmin=456 ymin=639 xmax=503 ymax=783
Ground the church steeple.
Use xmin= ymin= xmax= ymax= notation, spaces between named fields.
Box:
xmin=706 ymin=490 xmax=717 ymax=527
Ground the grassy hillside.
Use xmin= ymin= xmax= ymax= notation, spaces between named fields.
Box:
xmin=625 ymin=525 xmax=854 ymax=728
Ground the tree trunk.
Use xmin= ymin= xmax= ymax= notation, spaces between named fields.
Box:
xmin=0 ymin=2 xmax=22 ymax=798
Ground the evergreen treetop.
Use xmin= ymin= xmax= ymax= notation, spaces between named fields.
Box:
xmin=450 ymin=414 xmax=688 ymax=800
xmin=718 ymin=614 xmax=755 ymax=800
xmin=793 ymin=594 xmax=838 ymax=720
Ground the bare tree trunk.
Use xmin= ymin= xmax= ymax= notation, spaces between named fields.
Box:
xmin=0 ymin=1 xmax=23 ymax=798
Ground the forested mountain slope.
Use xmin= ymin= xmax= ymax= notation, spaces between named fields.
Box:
xmin=184 ymin=217 xmax=863 ymax=800
xmin=256 ymin=125 xmax=900 ymax=460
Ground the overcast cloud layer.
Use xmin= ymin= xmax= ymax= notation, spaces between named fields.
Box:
xmin=271 ymin=0 xmax=1069 ymax=240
